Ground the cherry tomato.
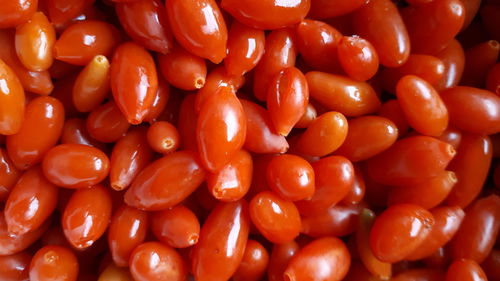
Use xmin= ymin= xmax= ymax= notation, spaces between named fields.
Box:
xmin=60 ymin=118 xmax=107 ymax=152
xmin=0 ymin=148 xmax=21 ymax=201
xmin=249 ymin=191 xmax=301 ymax=243
xmin=110 ymin=42 xmax=158 ymax=125
xmin=435 ymin=39 xmax=465 ymax=91
xmin=461 ymin=40 xmax=500 ymax=87
xmin=196 ymin=86 xmax=246 ymax=172
xmin=6 ymin=96 xmax=65 ymax=170
xmin=124 ymin=151 xmax=206 ymax=211
xmin=306 ymin=71 xmax=381 ymax=116
xmin=166 ymin=0 xmax=227 ymax=63
xmin=225 ymin=22 xmax=265 ymax=76
xmin=221 ymin=0 xmax=310 ymax=30
xmin=129 ymin=242 xmax=187 ymax=281
xmin=301 ymin=204 xmax=363 ymax=237
xmin=207 ymin=149 xmax=253 ymax=202
xmin=0 ymin=211 xmax=49 ymax=256
xmin=151 ymin=205 xmax=200 ymax=248
xmin=338 ymin=36 xmax=379 ymax=81
xmin=158 ymin=44 xmax=206 ymax=91
xmin=29 ymin=245 xmax=79 ymax=281
xmin=107 ymin=205 xmax=148 ymax=267
xmin=369 ymin=204 xmax=435 ymax=263
xmin=378 ymin=99 xmax=410 ymax=136
xmin=268 ymin=240 xmax=299 ymax=281
xmin=47 ymin=0 xmax=94 ymax=26
xmin=54 ymin=20 xmax=120 ymax=66
xmin=486 ymin=63 xmax=500 ymax=95
xmin=0 ymin=251 xmax=31 ymax=281
xmin=62 ymin=184 xmax=112 ymax=249
xmin=98 ymin=263 xmax=133 ymax=281
xmin=15 ymin=12 xmax=55 ymax=71
xmin=0 ymin=58 xmax=25 ymax=135
xmin=284 ymin=237 xmax=351 ymax=281
xmin=4 ymin=166 xmax=58 ymax=235
xmin=42 ymin=143 xmax=110 ymax=189
xmin=352 ymin=0 xmax=410 ymax=67
xmin=146 ymin=121 xmax=180 ymax=154
xmin=191 ymin=201 xmax=250 ymax=281
xmin=308 ymin=0 xmax=367 ymax=19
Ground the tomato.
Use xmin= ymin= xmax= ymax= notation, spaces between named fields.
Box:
xmin=151 ymin=205 xmax=200 ymax=248
xmin=47 ymin=0 xmax=94 ymax=25
xmin=0 ymin=148 xmax=21 ymax=201
xmin=0 ymin=58 xmax=25 ymax=135
xmin=221 ymin=0 xmax=310 ymax=30
xmin=284 ymin=237 xmax=351 ymax=281
xmin=308 ymin=0 xmax=367 ymax=19
xmin=0 ymin=251 xmax=31 ymax=281
xmin=338 ymin=36 xmax=379 ymax=81
xmin=158 ymin=44 xmax=206 ymax=91
xmin=268 ymin=240 xmax=299 ymax=281
xmin=72 ymin=55 xmax=110 ymax=113
xmin=461 ymin=40 xmax=500 ymax=87
xmin=266 ymin=154 xmax=314 ymax=201
xmin=445 ymin=259 xmax=487 ymax=281
xmin=232 ymin=240 xmax=269 ymax=281
xmin=435 ymin=39 xmax=465 ymax=91
xmin=0 ymin=211 xmax=49 ymax=256
xmin=191 ymin=201 xmax=250 ymax=281
xmin=301 ymin=204 xmax=363 ymax=237
xmin=369 ymin=204 xmax=434 ymax=263
xmin=0 ymin=0 xmax=37 ymax=28
xmin=225 ymin=22 xmax=265 ymax=76
xmin=166 ymin=0 xmax=227 ymax=63
xmin=146 ymin=121 xmax=180 ymax=154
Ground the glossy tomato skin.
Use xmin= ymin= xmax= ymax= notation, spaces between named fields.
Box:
xmin=352 ymin=0 xmax=410 ymax=67
xmin=221 ymin=0 xmax=310 ymax=30
xmin=267 ymin=240 xmax=299 ymax=281
xmin=405 ymin=206 xmax=464 ymax=261
xmin=42 ymin=144 xmax=110 ymax=189
xmin=62 ymin=184 xmax=112 ymax=249
xmin=86 ymin=101 xmax=130 ymax=143
xmin=402 ymin=0 xmax=465 ymax=55
xmin=60 ymin=118 xmax=107 ymax=151
xmin=338 ymin=36 xmax=379 ymax=81
xmin=0 ymin=58 xmax=25 ymax=135
xmin=369 ymin=204 xmax=435 ymax=263
xmin=240 ymin=99 xmax=289 ymax=154
xmin=54 ymin=20 xmax=120 ymax=66
xmin=441 ymin=86 xmax=500 ymax=135
xmin=461 ymin=40 xmax=500 ymax=87
xmin=225 ymin=22 xmax=265 ymax=76
xmin=129 ymin=242 xmax=187 ymax=281
xmin=0 ymin=148 xmax=21 ymax=201
xmin=446 ymin=134 xmax=492 ymax=208
xmin=295 ymin=19 xmax=342 ymax=73
xmin=396 ymin=75 xmax=449 ymax=136
xmin=366 ymin=136 xmax=456 ymax=186
xmin=295 ymin=111 xmax=348 ymax=157
xmin=146 ymin=121 xmax=180 ymax=154
xmin=266 ymin=154 xmax=314 ymax=201
xmin=301 ymin=204 xmax=363 ymax=238
xmin=15 ymin=11 xmax=55 ymax=72
xmin=72 ymin=55 xmax=110 ymax=113
xmin=0 ymin=211 xmax=49 ymax=256
xmin=253 ymin=28 xmax=297 ymax=101
xmin=0 ymin=0 xmax=37 ymax=28
xmin=108 ymin=205 xmax=148 ymax=267
xmin=435 ymin=39 xmax=466 ymax=91
xmin=249 ymin=191 xmax=301 ymax=243
xmin=124 ymin=151 xmax=206 ymax=211
xmin=207 ymin=149 xmax=253 ymax=202
xmin=486 ymin=63 xmax=500 ymax=95
xmin=47 ymin=0 xmax=94 ymax=26
xmin=308 ymin=0 xmax=367 ymax=19
xmin=196 ymin=87 xmax=246 ymax=172
xmin=111 ymin=42 xmax=158 ymax=125
xmin=336 ymin=116 xmax=398 ymax=162
xmin=151 ymin=205 xmax=200 ymax=248
xmin=445 ymin=259 xmax=487 ymax=281
xmin=116 ymin=0 xmax=173 ymax=54
xmin=306 ymin=71 xmax=381 ymax=116
xmin=29 ymin=245 xmax=79 ymax=281
xmin=449 ymin=195 xmax=500 ymax=263
xmin=267 ymin=67 xmax=309 ymax=136
xmin=295 ymin=156 xmax=354 ymax=216
xmin=191 ymin=201 xmax=250 ymax=281
xmin=166 ymin=0 xmax=227 ymax=63
xmin=194 ymin=66 xmax=244 ymax=112
xmin=143 ymin=78 xmax=170 ymax=123
xmin=232 ymin=239 xmax=269 ymax=281
xmin=0 ymin=251 xmax=31 ymax=281
xmin=7 ymin=96 xmax=65 ymax=170
xmin=378 ymin=99 xmax=410 ymax=136
xmin=4 ymin=166 xmax=58 ymax=235
xmin=284 ymin=237 xmax=351 ymax=281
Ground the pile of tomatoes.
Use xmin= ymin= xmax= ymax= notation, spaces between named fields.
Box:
xmin=1 ymin=0 xmax=500 ymax=280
